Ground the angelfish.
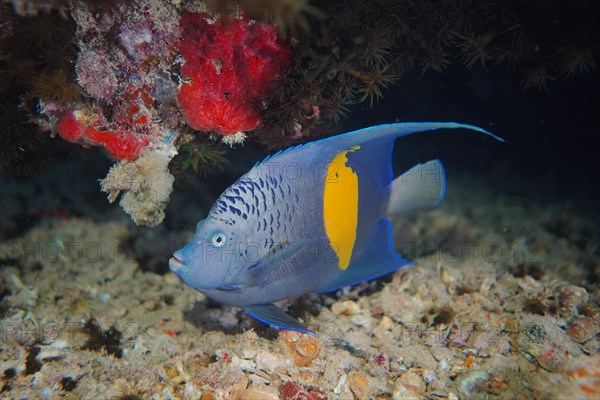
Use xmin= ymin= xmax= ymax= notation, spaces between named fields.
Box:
xmin=169 ymin=123 xmax=503 ymax=333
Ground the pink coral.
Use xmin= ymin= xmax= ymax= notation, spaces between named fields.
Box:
xmin=177 ymin=12 xmax=291 ymax=135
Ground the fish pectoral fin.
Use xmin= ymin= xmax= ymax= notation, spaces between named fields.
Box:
xmin=244 ymin=304 xmax=315 ymax=334
xmin=248 ymin=239 xmax=313 ymax=279
xmin=387 ymin=159 xmax=446 ymax=215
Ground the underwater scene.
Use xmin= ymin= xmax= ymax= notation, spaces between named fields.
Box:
xmin=1 ymin=0 xmax=599 ymax=398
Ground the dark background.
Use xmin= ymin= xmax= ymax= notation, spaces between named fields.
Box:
xmin=2 ymin=63 xmax=599 ymax=232
xmin=356 ymin=64 xmax=600 ymax=212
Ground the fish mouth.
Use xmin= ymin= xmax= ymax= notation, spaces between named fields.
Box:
xmin=169 ymin=255 xmax=189 ymax=274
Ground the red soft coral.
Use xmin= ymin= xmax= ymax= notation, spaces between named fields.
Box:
xmin=177 ymin=12 xmax=291 ymax=135
xmin=57 ymin=110 xmax=149 ymax=160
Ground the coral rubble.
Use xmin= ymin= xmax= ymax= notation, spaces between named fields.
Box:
xmin=0 ymin=184 xmax=598 ymax=398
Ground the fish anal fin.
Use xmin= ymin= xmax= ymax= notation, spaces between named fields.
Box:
xmin=245 ymin=304 xmax=315 ymax=334
xmin=316 ymin=218 xmax=411 ymax=293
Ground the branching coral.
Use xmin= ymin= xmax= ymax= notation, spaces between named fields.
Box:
xmin=455 ymin=31 xmax=496 ymax=70
xmin=244 ymin=0 xmax=599 ymax=148
xmin=557 ymin=45 xmax=597 ymax=78
xmin=30 ymin=69 xmax=81 ymax=103
xmin=354 ymin=29 xmax=394 ymax=68
xmin=0 ymin=2 xmax=78 ymax=174
xmin=6 ymin=0 xmax=69 ymax=17
xmin=173 ymin=128 xmax=230 ymax=178
xmin=351 ymin=65 xmax=398 ymax=107
xmin=0 ymin=5 xmax=77 ymax=89
xmin=0 ymin=93 xmax=51 ymax=174
xmin=205 ymin=0 xmax=325 ymax=40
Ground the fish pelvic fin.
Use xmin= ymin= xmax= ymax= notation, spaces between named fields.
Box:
xmin=387 ymin=159 xmax=446 ymax=215
xmin=245 ymin=304 xmax=315 ymax=334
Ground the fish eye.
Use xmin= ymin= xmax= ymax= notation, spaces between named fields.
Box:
xmin=211 ymin=233 xmax=226 ymax=247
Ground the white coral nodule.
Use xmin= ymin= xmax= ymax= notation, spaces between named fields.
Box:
xmin=100 ymin=147 xmax=176 ymax=226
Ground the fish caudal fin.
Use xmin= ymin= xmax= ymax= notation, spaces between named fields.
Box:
xmin=387 ymin=159 xmax=446 ymax=215
xmin=245 ymin=304 xmax=315 ymax=334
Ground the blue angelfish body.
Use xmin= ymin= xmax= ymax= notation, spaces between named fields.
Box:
xmin=169 ymin=122 xmax=504 ymax=332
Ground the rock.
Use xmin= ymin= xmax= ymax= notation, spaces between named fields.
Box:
xmin=378 ymin=315 xmax=395 ymax=330
xmin=393 ymin=371 xmax=425 ymax=399
xmin=349 ymin=371 xmax=371 ymax=400
xmin=456 ymin=369 xmax=490 ymax=397
xmin=239 ymin=388 xmax=280 ymax=400
xmin=332 ymin=300 xmax=361 ymax=316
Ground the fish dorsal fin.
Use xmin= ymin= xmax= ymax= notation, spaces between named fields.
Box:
xmin=255 ymin=143 xmax=305 ymax=166
xmin=316 ymin=218 xmax=411 ymax=293
xmin=387 ymin=159 xmax=446 ymax=215
xmin=245 ymin=303 xmax=314 ymax=333
xmin=308 ymin=122 xmax=504 ymax=151
xmin=254 ymin=123 xmax=503 ymax=189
